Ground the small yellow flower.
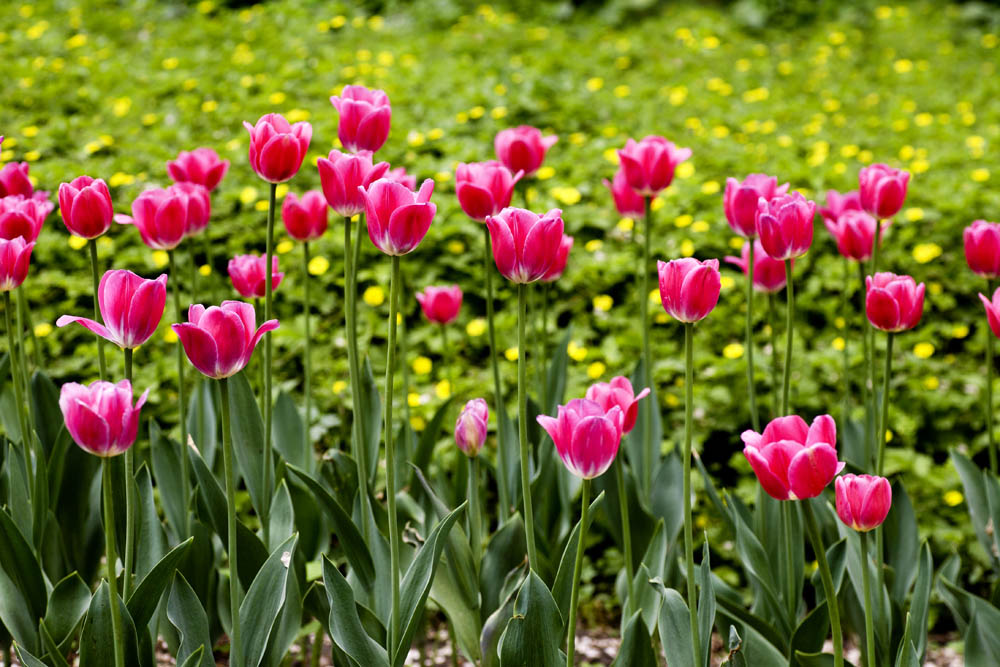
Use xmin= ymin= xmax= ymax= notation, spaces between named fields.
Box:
xmin=34 ymin=323 xmax=53 ymax=338
xmin=152 ymin=251 xmax=169 ymax=268
xmin=68 ymin=236 xmax=88 ymax=250
xmin=162 ymin=57 xmax=180 ymax=70
xmin=585 ymin=240 xmax=603 ymax=253
xmin=410 ymin=416 xmax=426 ymax=431
xmin=413 ymin=356 xmax=432 ymax=375
xmin=490 ymin=106 xmax=507 ymax=120
xmin=363 ymin=286 xmax=385 ymax=306
xmin=254 ymin=200 xmax=269 ymax=212
xmin=199 ymin=265 xmax=211 ymax=277
xmin=505 ymin=347 xmax=519 ymax=362
xmin=613 ymin=85 xmax=630 ymax=98
xmin=466 ymin=318 xmax=486 ymax=337
xmin=905 ymin=208 xmax=924 ymax=222
xmin=593 ymin=295 xmax=613 ymax=312
xmin=551 ymin=187 xmax=581 ymax=206
xmin=971 ymin=168 xmax=991 ymax=183
xmin=587 ymin=361 xmax=606 ymax=379
xmin=675 ymin=214 xmax=692 ymax=228
xmin=239 ymin=187 xmax=258 ymax=206
xmin=944 ymin=490 xmax=963 ymax=507
xmin=913 ymin=342 xmax=934 ymax=359
xmin=912 ymin=243 xmax=941 ymax=264
xmin=617 ymin=218 xmax=634 ymax=232
xmin=586 ymin=77 xmax=603 ymax=91
xmin=436 ymin=380 xmax=451 ymax=400
xmin=447 ymin=240 xmax=465 ymax=254
xmin=567 ymin=341 xmax=588 ymax=362
xmin=603 ymin=148 xmax=619 ymax=165
xmin=835 ymin=317 xmax=846 ymax=329
xmin=893 ymin=59 xmax=913 ymax=74
xmin=308 ymin=256 xmax=329 ymax=276
xmin=407 ymin=392 xmax=422 ymax=408
xmin=700 ymin=181 xmax=720 ymax=195
xmin=407 ymin=131 xmax=425 ymax=147
xmin=680 ymin=240 xmax=695 ymax=257
xmin=833 ymin=337 xmax=846 ymax=351
xmin=332 ymin=380 xmax=347 ymax=394
xmin=469 ymin=106 xmax=485 ymax=119
xmin=676 ymin=162 xmax=694 ymax=179
xmin=535 ymin=166 xmax=555 ymax=180
xmin=276 ymin=240 xmax=294 ymax=255
xmin=723 ymin=343 xmax=744 ymax=359
xmin=691 ymin=221 xmax=709 ymax=233
xmin=163 ymin=328 xmax=178 ymax=343
xmin=720 ymin=276 xmax=735 ymax=290
xmin=923 ymin=376 xmax=940 ymax=390
xmin=952 ymin=325 xmax=969 ymax=339
xmin=885 ymin=429 xmax=893 ymax=443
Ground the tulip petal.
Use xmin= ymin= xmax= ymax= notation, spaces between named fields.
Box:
xmin=788 ymin=443 xmax=841 ymax=499
xmin=56 ymin=315 xmax=112 ymax=343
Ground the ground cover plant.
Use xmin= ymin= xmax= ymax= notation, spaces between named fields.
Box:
xmin=1 ymin=0 xmax=1000 ymax=665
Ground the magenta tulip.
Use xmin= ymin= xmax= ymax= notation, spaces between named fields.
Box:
xmin=172 ymin=300 xmax=279 ymax=379
xmin=166 ymin=147 xmax=230 ymax=191
xmin=825 ymin=209 xmax=879 ymax=262
xmin=330 ymin=85 xmax=392 ymax=154
xmin=228 ymin=254 xmax=284 ymax=299
xmin=965 ymin=220 xmax=1000 ymax=279
xmin=360 ymin=178 xmax=436 ymax=256
xmin=494 ymin=126 xmax=557 ymax=178
xmin=537 ymin=398 xmax=624 ymax=479
xmin=384 ymin=166 xmax=417 ymax=190
xmin=602 ymin=169 xmax=645 ymax=219
xmin=835 ymin=474 xmax=892 ymax=532
xmin=58 ymin=176 xmax=114 ymax=239
xmin=584 ymin=376 xmax=650 ymax=434
xmin=657 ymin=258 xmax=721 ymax=323
xmin=485 ymin=207 xmax=565 ymax=284
xmin=979 ymin=288 xmax=1000 ymax=338
xmin=724 ymin=173 xmax=789 ymax=238
xmin=541 ymin=234 xmax=574 ymax=283
xmin=243 ymin=113 xmax=312 ymax=184
xmin=282 ymin=190 xmax=329 ymax=242
xmin=316 ymin=149 xmax=389 ymax=218
xmin=171 ymin=182 xmax=211 ymax=236
xmin=818 ymin=189 xmax=863 ymax=225
xmin=416 ymin=285 xmax=462 ymax=325
xmin=0 ymin=162 xmax=37 ymax=199
xmin=865 ymin=272 xmax=925 ymax=332
xmin=0 ymin=237 xmax=35 ymax=291
xmin=859 ymin=164 xmax=910 ymax=219
xmin=455 ymin=161 xmax=523 ymax=222
xmin=617 ymin=136 xmax=691 ymax=197
xmin=455 ymin=398 xmax=489 ymax=457
xmin=755 ymin=191 xmax=816 ymax=261
xmin=742 ymin=415 xmax=845 ymax=501
xmin=725 ymin=240 xmax=789 ymax=293
xmin=59 ymin=379 xmax=149 ymax=458
xmin=0 ymin=195 xmax=53 ymax=242
xmin=118 ymin=187 xmax=188 ymax=250
xmin=56 ymin=270 xmax=168 ymax=349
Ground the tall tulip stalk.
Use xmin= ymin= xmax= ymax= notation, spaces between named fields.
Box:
xmin=455 ymin=399 xmax=489 ymax=559
xmin=966 ymin=220 xmax=1000 ymax=472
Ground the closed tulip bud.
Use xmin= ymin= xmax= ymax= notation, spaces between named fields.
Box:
xmin=964 ymin=220 xmax=1000 ymax=279
xmin=657 ymin=257 xmax=721 ymax=323
xmin=584 ymin=376 xmax=650 ymax=434
xmin=118 ymin=187 xmax=189 ymax=250
xmin=494 ymin=126 xmax=558 ymax=178
xmin=172 ymin=301 xmax=279 ymax=379
xmin=724 ymin=173 xmax=789 ymax=238
xmin=57 ymin=270 xmax=168 ymax=349
xmin=384 ymin=166 xmax=417 ymax=190
xmin=455 ymin=161 xmax=523 ymax=222
xmin=59 ymin=380 xmax=149 ymax=458
xmin=0 ymin=237 xmax=35 ymax=291
xmin=835 ymin=474 xmax=892 ymax=532
xmin=617 ymin=136 xmax=691 ymax=197
xmin=317 ymin=150 xmax=389 ymax=218
xmin=742 ymin=415 xmax=845 ymax=501
xmin=0 ymin=195 xmax=53 ymax=243
xmin=360 ymin=178 xmax=436 ymax=256
xmin=58 ymin=176 xmax=114 ymax=239
xmin=486 ymin=207 xmax=565 ymax=284
xmin=725 ymin=240 xmax=789 ymax=293
xmin=866 ymin=272 xmax=925 ymax=332
xmin=243 ymin=113 xmax=312 ymax=184
xmin=602 ymin=169 xmax=645 ymax=219
xmin=537 ymin=398 xmax=624 ymax=479
xmin=858 ymin=163 xmax=909 ymax=219
xmin=330 ymin=85 xmax=392 ymax=153
xmin=979 ymin=288 xmax=1000 ymax=338
xmin=455 ymin=398 xmax=489 ymax=457
xmin=825 ymin=209 xmax=880 ymax=262
xmin=228 ymin=254 xmax=283 ymax=299
xmin=541 ymin=234 xmax=574 ymax=283
xmin=282 ymin=190 xmax=329 ymax=242
xmin=416 ymin=285 xmax=462 ymax=324
xmin=818 ymin=189 xmax=863 ymax=225
xmin=166 ymin=147 xmax=230 ymax=191
xmin=755 ymin=191 xmax=816 ymax=261
xmin=170 ymin=182 xmax=211 ymax=236
xmin=0 ymin=162 xmax=35 ymax=199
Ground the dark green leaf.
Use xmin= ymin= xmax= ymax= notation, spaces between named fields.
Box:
xmin=43 ymin=571 xmax=92 ymax=648
xmin=228 ymin=370 xmax=269 ymax=519
xmin=612 ymin=612 xmax=657 ymax=667
xmin=552 ymin=492 xmax=605 ymax=627
xmin=135 ymin=463 xmax=166 ymax=582
xmin=697 ymin=540 xmax=715 ymax=667
xmin=78 ymin=581 xmax=140 ymax=667
xmin=322 ymin=556 xmax=389 ymax=667
xmin=498 ymin=571 xmax=564 ymax=667
xmin=150 ymin=420 xmax=187 ymax=538
xmin=167 ymin=573 xmax=215 ymax=667
xmin=187 ymin=379 xmax=218 ymax=469
xmin=268 ymin=479 xmax=295 ymax=550
xmin=239 ymin=533 xmax=299 ymax=667
xmin=127 ymin=537 xmax=194 ymax=630
xmin=273 ymin=391 xmax=309 ymax=472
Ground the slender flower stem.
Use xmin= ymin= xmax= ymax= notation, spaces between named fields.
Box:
xmin=531 ymin=285 xmax=546 ymax=411
xmin=611 ymin=457 xmax=636 ymax=607
xmin=303 ymin=241 xmax=313 ymax=455
xmin=469 ymin=455 xmax=482 ymax=566
xmin=168 ymin=251 xmax=190 ymax=537
xmin=122 ymin=349 xmax=136 ymax=599
xmin=641 ymin=197 xmax=653 ymax=493
xmin=483 ymin=227 xmax=510 ymax=520
xmin=188 ymin=239 xmax=199 ymax=303
xmin=385 ymin=256 xmax=402 ymax=660
xmin=17 ymin=287 xmax=38 ymax=375
xmin=802 ymin=500 xmax=844 ymax=667
xmin=682 ymin=323 xmax=702 ymax=666
xmin=860 ymin=531 xmax=876 ymax=667
xmin=219 ymin=377 xmax=241 ymax=666
xmin=566 ymin=478 xmax=591 ymax=667
xmin=841 ymin=257 xmax=851 ymax=425
xmin=746 ymin=241 xmax=760 ymax=431
xmin=440 ymin=323 xmax=453 ymax=398
xmin=310 ymin=629 xmax=324 ymax=667
xmin=202 ymin=232 xmax=218 ymax=303
xmin=859 ymin=263 xmax=874 ymax=466
xmin=871 ymin=220 xmax=883 ymax=275
xmin=783 ymin=501 xmax=797 ymax=620
xmin=262 ymin=182 xmax=277 ymax=546
xmin=255 ymin=298 xmax=265 ymax=414
xmin=987 ymin=278 xmax=997 ymax=474
xmin=781 ymin=260 xmax=795 ymax=416
xmin=89 ymin=240 xmax=108 ymax=381
xmin=876 ymin=333 xmax=894 ymax=477
xmin=518 ymin=283 xmax=538 ymax=569
xmin=102 ymin=457 xmax=126 ymax=667
xmin=4 ymin=292 xmax=33 ymax=495
xmin=344 ymin=217 xmax=371 ymax=544
xmin=768 ymin=292 xmax=779 ymax=419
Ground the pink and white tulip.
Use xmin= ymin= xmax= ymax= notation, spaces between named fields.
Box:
xmin=455 ymin=161 xmax=522 ymax=222
xmin=0 ymin=237 xmax=35 ymax=291
xmin=835 ymin=474 xmax=892 ymax=532
xmin=455 ymin=398 xmax=489 ymax=457
xmin=485 ymin=207 xmax=565 ymax=284
xmin=724 ymin=174 xmax=788 ymax=238
xmin=416 ymin=285 xmax=462 ymax=325
xmin=584 ymin=376 xmax=650 ymax=434
xmin=537 ymin=398 xmax=624 ymax=479
xmin=657 ymin=258 xmax=721 ymax=323
xmin=359 ymin=178 xmax=437 ymax=256
xmin=742 ymin=415 xmax=845 ymax=501
xmin=541 ymin=234 xmax=574 ymax=282
xmin=56 ymin=270 xmax=168 ymax=349
xmin=330 ymin=85 xmax=392 ymax=154
xmin=243 ymin=113 xmax=312 ymax=184
xmin=617 ymin=136 xmax=691 ymax=197
xmin=865 ymin=272 xmax=925 ymax=332
xmin=494 ymin=126 xmax=557 ymax=178
xmin=172 ymin=301 xmax=279 ymax=379
xmin=59 ymin=379 xmax=149 ymax=458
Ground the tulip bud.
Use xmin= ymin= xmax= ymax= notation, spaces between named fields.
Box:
xmin=964 ymin=220 xmax=1000 ymax=279
xmin=486 ymin=207 xmax=565 ymax=284
xmin=58 ymin=176 xmax=114 ymax=240
xmin=57 ymin=270 xmax=168 ymax=349
xmin=825 ymin=209 xmax=879 ymax=262
xmin=119 ymin=187 xmax=189 ymax=250
xmin=243 ymin=113 xmax=312 ymax=184
xmin=602 ymin=169 xmax=645 ymax=219
xmin=360 ymin=178 xmax=436 ymax=256
xmin=330 ymin=85 xmax=392 ymax=154
xmin=755 ymin=191 xmax=816 ymax=261
xmin=742 ymin=415 xmax=845 ymax=500
xmin=282 ymin=190 xmax=329 ymax=242
xmin=59 ymin=379 xmax=149 ymax=458
xmin=865 ymin=272 xmax=925 ymax=332
xmin=541 ymin=234 xmax=574 ymax=283
xmin=657 ymin=258 xmax=721 ymax=323
xmin=724 ymin=174 xmax=788 ymax=238
xmin=584 ymin=376 xmax=650 ymax=434
xmin=0 ymin=162 xmax=35 ymax=199
xmin=725 ymin=240 xmax=789 ymax=293
xmin=858 ymin=163 xmax=909 ymax=219
xmin=455 ymin=398 xmax=489 ymax=457
xmin=416 ymin=285 xmax=462 ymax=325
xmin=835 ymin=474 xmax=892 ymax=532
xmin=0 ymin=195 xmax=53 ymax=243
xmin=228 ymin=254 xmax=284 ymax=299
xmin=172 ymin=301 xmax=279 ymax=379
xmin=166 ymin=147 xmax=230 ymax=191
xmin=0 ymin=237 xmax=35 ymax=291
xmin=317 ymin=150 xmax=389 ymax=218
xmin=455 ymin=161 xmax=522 ymax=222
xmin=617 ymin=136 xmax=691 ymax=197
xmin=494 ymin=126 xmax=557 ymax=178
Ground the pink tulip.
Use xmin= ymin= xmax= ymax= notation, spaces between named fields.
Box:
xmin=742 ymin=415 xmax=845 ymax=501
xmin=818 ymin=189 xmax=863 ymax=225
xmin=56 ymin=270 xmax=168 ymax=349
xmin=825 ymin=209 xmax=879 ymax=262
xmin=58 ymin=176 xmax=114 ymax=239
xmin=494 ymin=126 xmax=557 ymax=178
xmin=330 ymin=85 xmax=392 ymax=153
xmin=964 ymin=220 xmax=1000 ymax=279
xmin=724 ymin=174 xmax=789 ymax=238
xmin=282 ymin=190 xmax=329 ymax=242
xmin=725 ymin=240 xmax=789 ymax=293
xmin=657 ymin=258 xmax=721 ymax=323
xmin=228 ymin=254 xmax=284 ymax=299
xmin=118 ymin=187 xmax=189 ymax=250
xmin=865 ymin=272 xmax=925 ymax=332
xmin=360 ymin=178 xmax=436 ymax=256
xmin=243 ymin=113 xmax=312 ymax=184
xmin=0 ymin=162 xmax=35 ymax=199
xmin=981 ymin=288 xmax=1000 ymax=337
xmin=316 ymin=150 xmax=389 ymax=218
xmin=0 ymin=195 xmax=53 ymax=243
xmin=416 ymin=285 xmax=462 ymax=325
xmin=602 ymin=169 xmax=645 ymax=219
xmin=166 ymin=147 xmax=230 ymax=191
xmin=755 ymin=191 xmax=816 ymax=261
xmin=59 ymin=379 xmax=149 ymax=458
xmin=835 ymin=474 xmax=892 ymax=532
xmin=170 ymin=182 xmax=211 ymax=236
xmin=455 ymin=161 xmax=523 ymax=222
xmin=485 ymin=207 xmax=565 ymax=284
xmin=537 ymin=398 xmax=624 ymax=479
xmin=384 ymin=167 xmax=417 ymax=190
xmin=858 ymin=164 xmax=909 ymax=219
xmin=172 ymin=300 xmax=279 ymax=379
xmin=0 ymin=237 xmax=35 ymax=291
xmin=455 ymin=398 xmax=489 ymax=457
xmin=541 ymin=234 xmax=574 ymax=283
xmin=584 ymin=376 xmax=650 ymax=434
xmin=617 ymin=136 xmax=691 ymax=197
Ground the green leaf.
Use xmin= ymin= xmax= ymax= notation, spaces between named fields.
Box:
xmin=273 ymin=391 xmax=309 ymax=472
xmin=167 ymin=573 xmax=215 ymax=667
xmin=13 ymin=643 xmax=48 ymax=667
xmin=894 ymin=613 xmax=920 ymax=667
xmin=498 ymin=571 xmax=564 ymax=667
xmin=481 ymin=568 xmax=525 ymax=667
xmin=884 ymin=480 xmax=919 ymax=604
xmin=178 ymin=646 xmax=207 ymax=667
xmin=78 ymin=581 xmax=140 ymax=667
xmin=43 ymin=571 xmax=92 ymax=649
xmin=729 ymin=501 xmax=787 ymax=636
xmin=720 ymin=625 xmax=747 ymax=667
xmin=268 ymin=479 xmax=295 ymax=550
xmin=612 ymin=612 xmax=657 ymax=667
xmin=951 ymin=450 xmax=995 ymax=566
xmin=228 ymin=370 xmax=270 ymax=519
xmin=127 ymin=537 xmax=194 ymax=630
xmin=908 ymin=542 xmax=932 ymax=662
xmin=28 ymin=370 xmax=62 ymax=456
xmin=697 ymin=540 xmax=716 ymax=667
xmin=653 ymin=584 xmax=694 ymax=667
xmin=790 ymin=601 xmax=828 ymax=665
xmin=38 ymin=619 xmax=71 ymax=667
xmin=360 ymin=357 xmax=382 ymax=484
xmin=239 ymin=533 xmax=299 ymax=667
xmin=481 ymin=514 xmax=527 ymax=619
xmin=150 ymin=420 xmax=187 ymax=538
xmin=552 ymin=492 xmax=605 ymax=626
xmin=186 ymin=440 xmax=227 ymax=539
xmin=0 ymin=505 xmax=46 ymax=622
xmin=966 ymin=611 xmax=1000 ymax=666
xmin=430 ymin=557 xmax=483 ymax=664
xmin=322 ymin=556 xmax=389 ymax=667
xmin=135 ymin=463 xmax=166 ymax=582
xmin=187 ymin=379 xmax=218 ymax=469
xmin=409 ymin=397 xmax=455 ymax=483
xmin=544 ymin=326 xmax=571 ymax=415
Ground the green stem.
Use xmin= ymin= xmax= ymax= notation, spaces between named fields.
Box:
xmin=802 ymin=500 xmax=844 ymax=667
xmin=303 ymin=242 xmax=312 ymax=456
xmin=17 ymin=287 xmax=38 ymax=374
xmin=123 ymin=348 xmax=136 ymax=599
xmin=4 ymin=292 xmax=33 ymax=499
xmin=532 ymin=285 xmax=546 ymax=411
xmin=861 ymin=531 xmax=876 ymax=667
xmin=517 ymin=283 xmax=539 ymax=569
xmin=859 ymin=263 xmax=874 ymax=467
xmin=615 ymin=457 xmax=635 ymax=605
xmin=202 ymin=231 xmax=218 ymax=304
xmin=311 ymin=628 xmax=324 ymax=667
xmin=219 ymin=377 xmax=241 ymax=667
xmin=102 ymin=457 xmax=126 ymax=667
xmin=255 ymin=298 xmax=265 ymax=414
xmin=784 ymin=501 xmax=797 ymax=621
xmin=262 ymin=181 xmax=277 ymax=547
xmin=841 ymin=257 xmax=851 ymax=426
xmin=781 ymin=260 xmax=795 ymax=416
xmin=871 ymin=220 xmax=882 ymax=276
xmin=746 ymin=241 xmax=760 ymax=431
xmin=168 ymin=251 xmax=190 ymax=537
xmin=641 ymin=196 xmax=653 ymax=493
xmin=188 ymin=238 xmax=199 ymax=303
xmin=483 ymin=226 xmax=510 ymax=520
xmin=566 ymin=478 xmax=591 ymax=667
xmin=440 ymin=323 xmax=453 ymax=398
xmin=768 ymin=292 xmax=779 ymax=419
xmin=344 ymin=217 xmax=371 ymax=545
xmin=386 ymin=256 xmax=402 ymax=660
xmin=89 ymin=240 xmax=107 ymax=381
xmin=682 ymin=323 xmax=702 ymax=666
xmin=987 ymin=278 xmax=996 ymax=474
xmin=469 ymin=455 xmax=482 ymax=567
xmin=876 ymin=333 xmax=893 ymax=476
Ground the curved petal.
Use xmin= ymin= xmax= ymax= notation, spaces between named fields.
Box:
xmin=788 ymin=443 xmax=841 ymax=499
xmin=56 ymin=315 xmax=113 ymax=343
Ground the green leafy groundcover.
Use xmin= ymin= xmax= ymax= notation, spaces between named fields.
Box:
xmin=2 ymin=0 xmax=1000 ymax=647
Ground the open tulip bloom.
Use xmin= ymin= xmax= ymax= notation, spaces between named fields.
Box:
xmin=858 ymin=164 xmax=909 ymax=276
xmin=57 ymin=269 xmax=167 ymax=349
xmin=330 ymin=84 xmax=392 ymax=154
xmin=724 ymin=173 xmax=789 ymax=239
xmin=166 ymin=147 xmax=230 ymax=191
xmin=243 ymin=113 xmax=313 ymax=184
xmin=361 ymin=178 xmax=437 ymax=256
xmin=494 ymin=126 xmax=557 ymax=179
xmin=228 ymin=253 xmax=284 ymax=300
xmin=0 ymin=195 xmax=52 ymax=243
xmin=317 ymin=149 xmax=389 ymax=218
xmin=455 ymin=160 xmax=523 ymax=222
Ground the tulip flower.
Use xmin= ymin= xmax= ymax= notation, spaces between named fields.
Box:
xmin=170 ymin=182 xmax=211 ymax=236
xmin=755 ymin=191 xmax=815 ymax=261
xmin=0 ymin=237 xmax=35 ymax=292
xmin=585 ymin=377 xmax=651 ymax=435
xmin=0 ymin=162 xmax=35 ymax=199
xmin=486 ymin=207 xmax=564 ymax=283
xmin=316 ymin=149 xmax=389 ymax=218
xmin=0 ymin=195 xmax=52 ymax=242
xmin=603 ymin=168 xmax=645 ymax=219
xmin=119 ymin=187 xmax=189 ymax=251
xmin=416 ymin=285 xmax=462 ymax=325
xmin=494 ymin=126 xmax=557 ymax=178
xmin=330 ymin=85 xmax=392 ymax=153
xmin=725 ymin=240 xmax=789 ymax=293
xmin=58 ymin=175 xmax=114 ymax=240
xmin=657 ymin=258 xmax=721 ymax=323
xmin=281 ymin=190 xmax=328 ymax=242
xmin=57 ymin=270 xmax=168 ymax=349
xmin=228 ymin=254 xmax=284 ymax=300
xmin=384 ymin=166 xmax=416 ymax=190
xmin=243 ymin=113 xmax=313 ymax=184
xmin=964 ymin=220 xmax=1000 ymax=279
xmin=825 ymin=209 xmax=879 ymax=262
xmin=456 ymin=398 xmax=489 ymax=557
xmin=455 ymin=161 xmax=523 ymax=222
xmin=981 ymin=288 xmax=1000 ymax=340
xmin=818 ymin=189 xmax=863 ymax=225
xmin=541 ymin=234 xmax=573 ymax=283
xmin=172 ymin=301 xmax=279 ymax=380
xmin=166 ymin=147 xmax=230 ymax=191
xmin=858 ymin=163 xmax=909 ymax=220
xmin=724 ymin=173 xmax=789 ymax=238
xmin=617 ymin=136 xmax=691 ymax=197
xmin=865 ymin=272 xmax=925 ymax=333
xmin=360 ymin=178 xmax=437 ymax=256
